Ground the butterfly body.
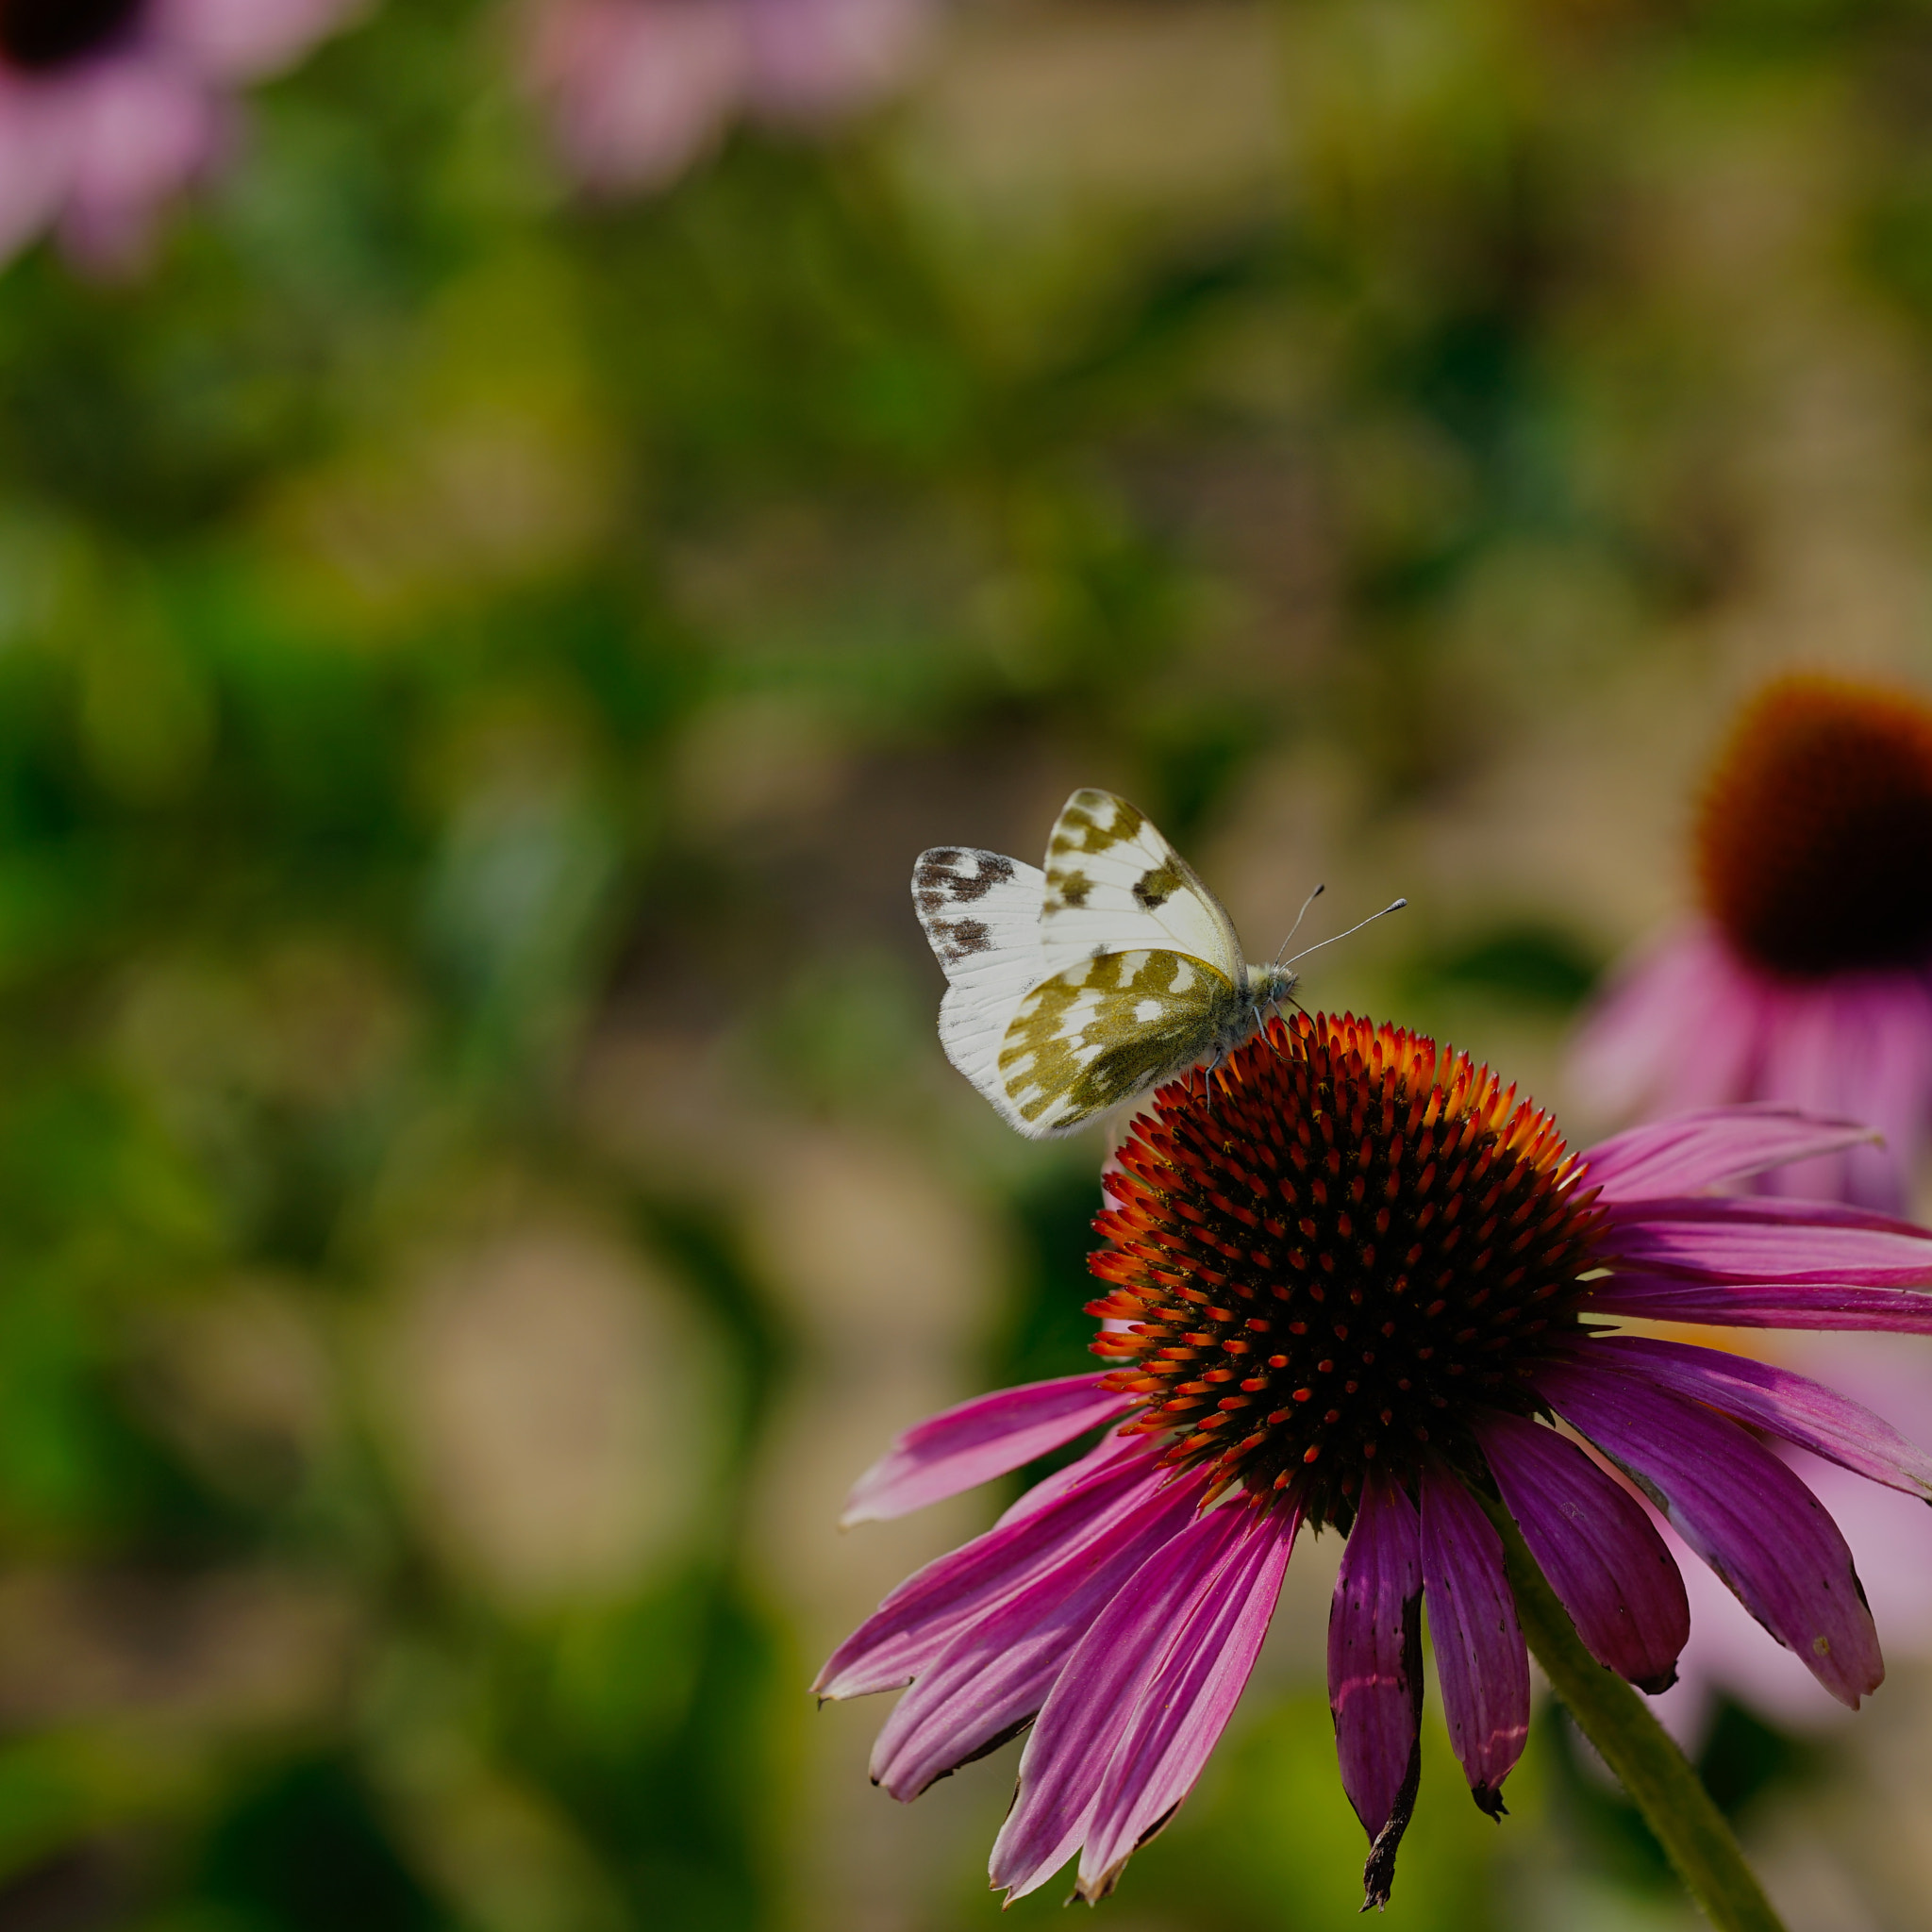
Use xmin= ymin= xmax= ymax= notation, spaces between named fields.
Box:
xmin=912 ymin=789 xmax=1302 ymax=1139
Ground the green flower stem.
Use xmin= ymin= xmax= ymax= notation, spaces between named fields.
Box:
xmin=1477 ymin=1494 xmax=1788 ymax=1932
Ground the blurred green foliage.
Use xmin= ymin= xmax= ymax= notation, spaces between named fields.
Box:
xmin=0 ymin=0 xmax=1925 ymax=1924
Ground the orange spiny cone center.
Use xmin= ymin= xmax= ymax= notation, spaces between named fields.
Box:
xmin=1696 ymin=675 xmax=1932 ymax=980
xmin=1089 ymin=1012 xmax=1605 ymax=1529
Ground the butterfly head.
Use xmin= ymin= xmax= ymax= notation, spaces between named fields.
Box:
xmin=1250 ymin=961 xmax=1300 ymax=1011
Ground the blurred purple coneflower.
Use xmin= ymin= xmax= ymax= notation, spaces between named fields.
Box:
xmin=817 ymin=1011 xmax=1932 ymax=1906
xmin=1573 ymin=674 xmax=1932 ymax=1209
xmin=0 ymin=0 xmax=358 ymax=269
xmin=525 ymin=0 xmax=932 ymax=194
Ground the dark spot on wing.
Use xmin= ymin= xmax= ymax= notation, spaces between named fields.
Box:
xmin=1133 ymin=861 xmax=1184 ymax=910
xmin=931 ymin=918 xmax=992 ymax=960
xmin=1058 ymin=870 xmax=1092 ymax=908
xmin=915 ymin=849 xmax=1015 ymax=904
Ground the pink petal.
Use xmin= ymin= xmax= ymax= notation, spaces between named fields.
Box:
xmin=813 ymin=1443 xmax=1166 ymax=1700
xmin=1074 ymin=1505 xmax=1298 ymax=1900
xmin=1475 ymin=1409 xmax=1687 ymax=1691
xmin=1569 ymin=926 xmax=1762 ymax=1121
xmin=1604 ymin=1202 xmax=1932 ymax=1287
xmin=991 ymin=1422 xmax=1144 ymax=1526
xmin=1645 ymin=1508 xmax=1843 ymax=1744
xmin=153 ymin=0 xmax=359 ymax=78
xmin=868 ymin=1466 xmax=1208 ymax=1799
xmin=989 ymin=1500 xmax=1291 ymax=1903
xmin=1604 ymin=1192 xmax=1932 ymax=1238
xmin=1420 ymin=1466 xmax=1529 ymax=1812
xmin=0 ymin=84 xmax=72 ymax=264
xmin=529 ymin=0 xmax=746 ymax=192
xmin=1582 ymin=1105 xmax=1881 ymax=1206
xmin=58 ymin=58 xmax=220 ymax=271
xmin=1540 ymin=1364 xmax=1884 ymax=1707
xmin=742 ymin=0 xmax=929 ymax=118
xmin=840 ymin=1374 xmax=1136 ymax=1526
xmin=1327 ymin=1472 xmax=1423 ymax=1907
xmin=1588 ymin=1335 xmax=1932 ymax=1499
xmin=1649 ymin=1342 xmax=1932 ymax=1744
xmin=1754 ymin=974 xmax=1932 ymax=1210
xmin=1588 ymin=1274 xmax=1932 ymax=1331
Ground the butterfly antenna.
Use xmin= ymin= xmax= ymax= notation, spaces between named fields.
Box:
xmin=1283 ymin=897 xmax=1408 ymax=968
xmin=1273 ymin=883 xmax=1326 ymax=964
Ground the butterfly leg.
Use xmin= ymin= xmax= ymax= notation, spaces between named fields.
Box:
xmin=1201 ymin=1048 xmax=1226 ymax=1121
xmin=1262 ymin=994 xmax=1307 ymax=1059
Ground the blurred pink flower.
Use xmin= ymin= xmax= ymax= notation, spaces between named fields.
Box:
xmin=0 ymin=0 xmax=359 ymax=270
xmin=526 ymin=0 xmax=932 ymax=193
xmin=1573 ymin=675 xmax=1932 ymax=1210
xmin=817 ymin=1014 xmax=1932 ymax=1908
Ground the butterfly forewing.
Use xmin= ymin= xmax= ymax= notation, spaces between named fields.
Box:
xmin=1038 ymin=788 xmax=1244 ymax=984
xmin=911 ymin=846 xmax=1049 ymax=1132
xmin=998 ymin=948 xmax=1238 ymax=1135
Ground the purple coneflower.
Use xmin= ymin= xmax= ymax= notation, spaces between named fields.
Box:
xmin=525 ymin=0 xmax=931 ymax=195
xmin=0 ymin=0 xmax=358 ymax=269
xmin=1573 ymin=674 xmax=1932 ymax=1209
xmin=817 ymin=1011 xmax=1932 ymax=1906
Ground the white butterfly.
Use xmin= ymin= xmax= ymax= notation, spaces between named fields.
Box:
xmin=912 ymin=787 xmax=1401 ymax=1139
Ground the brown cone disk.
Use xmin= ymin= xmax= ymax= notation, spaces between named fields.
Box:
xmin=1696 ymin=675 xmax=1932 ymax=980
xmin=1089 ymin=1011 xmax=1606 ymax=1528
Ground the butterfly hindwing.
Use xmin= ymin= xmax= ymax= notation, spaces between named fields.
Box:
xmin=912 ymin=846 xmax=1048 ymax=1132
xmin=997 ymin=947 xmax=1239 ymax=1136
xmin=1038 ymin=788 xmax=1245 ymax=983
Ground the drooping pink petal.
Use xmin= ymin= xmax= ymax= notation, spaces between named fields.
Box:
xmin=1571 ymin=924 xmax=1932 ymax=1212
xmin=1570 ymin=926 xmax=1763 ymax=1124
xmin=868 ymin=1466 xmax=1208 ymax=1800
xmin=1651 ymin=1344 xmax=1932 ymax=1744
xmin=1539 ymin=1364 xmax=1884 ymax=1707
xmin=1603 ymin=1202 xmax=1932 ymax=1287
xmin=1074 ymin=1504 xmax=1298 ymax=1900
xmin=0 ymin=84 xmax=72 ymax=264
xmin=156 ymin=0 xmax=360 ymax=79
xmin=1419 ymin=1466 xmax=1529 ymax=1813
xmin=1754 ymin=974 xmax=1932 ymax=1211
xmin=1581 ymin=1105 xmax=1881 ymax=1206
xmin=1588 ymin=1335 xmax=1932 ymax=1499
xmin=991 ymin=1421 xmax=1144 ymax=1527
xmin=840 ymin=1374 xmax=1136 ymax=1526
xmin=1588 ymin=1272 xmax=1932 ymax=1332
xmin=742 ymin=0 xmax=930 ymax=118
xmin=1475 ymin=1409 xmax=1688 ymax=1691
xmin=0 ymin=0 xmax=355 ymax=273
xmin=529 ymin=0 xmax=746 ymax=193
xmin=1327 ymin=1472 xmax=1424 ymax=1907
xmin=1602 ymin=1192 xmax=1932 ymax=1239
xmin=1838 ymin=976 xmax=1932 ymax=1208
xmin=988 ymin=1500 xmax=1287 ymax=1903
xmin=813 ymin=1443 xmax=1167 ymax=1700
xmin=58 ymin=58 xmax=221 ymax=271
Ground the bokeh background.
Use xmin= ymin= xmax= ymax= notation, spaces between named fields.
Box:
xmin=7 ymin=0 xmax=1932 ymax=1927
